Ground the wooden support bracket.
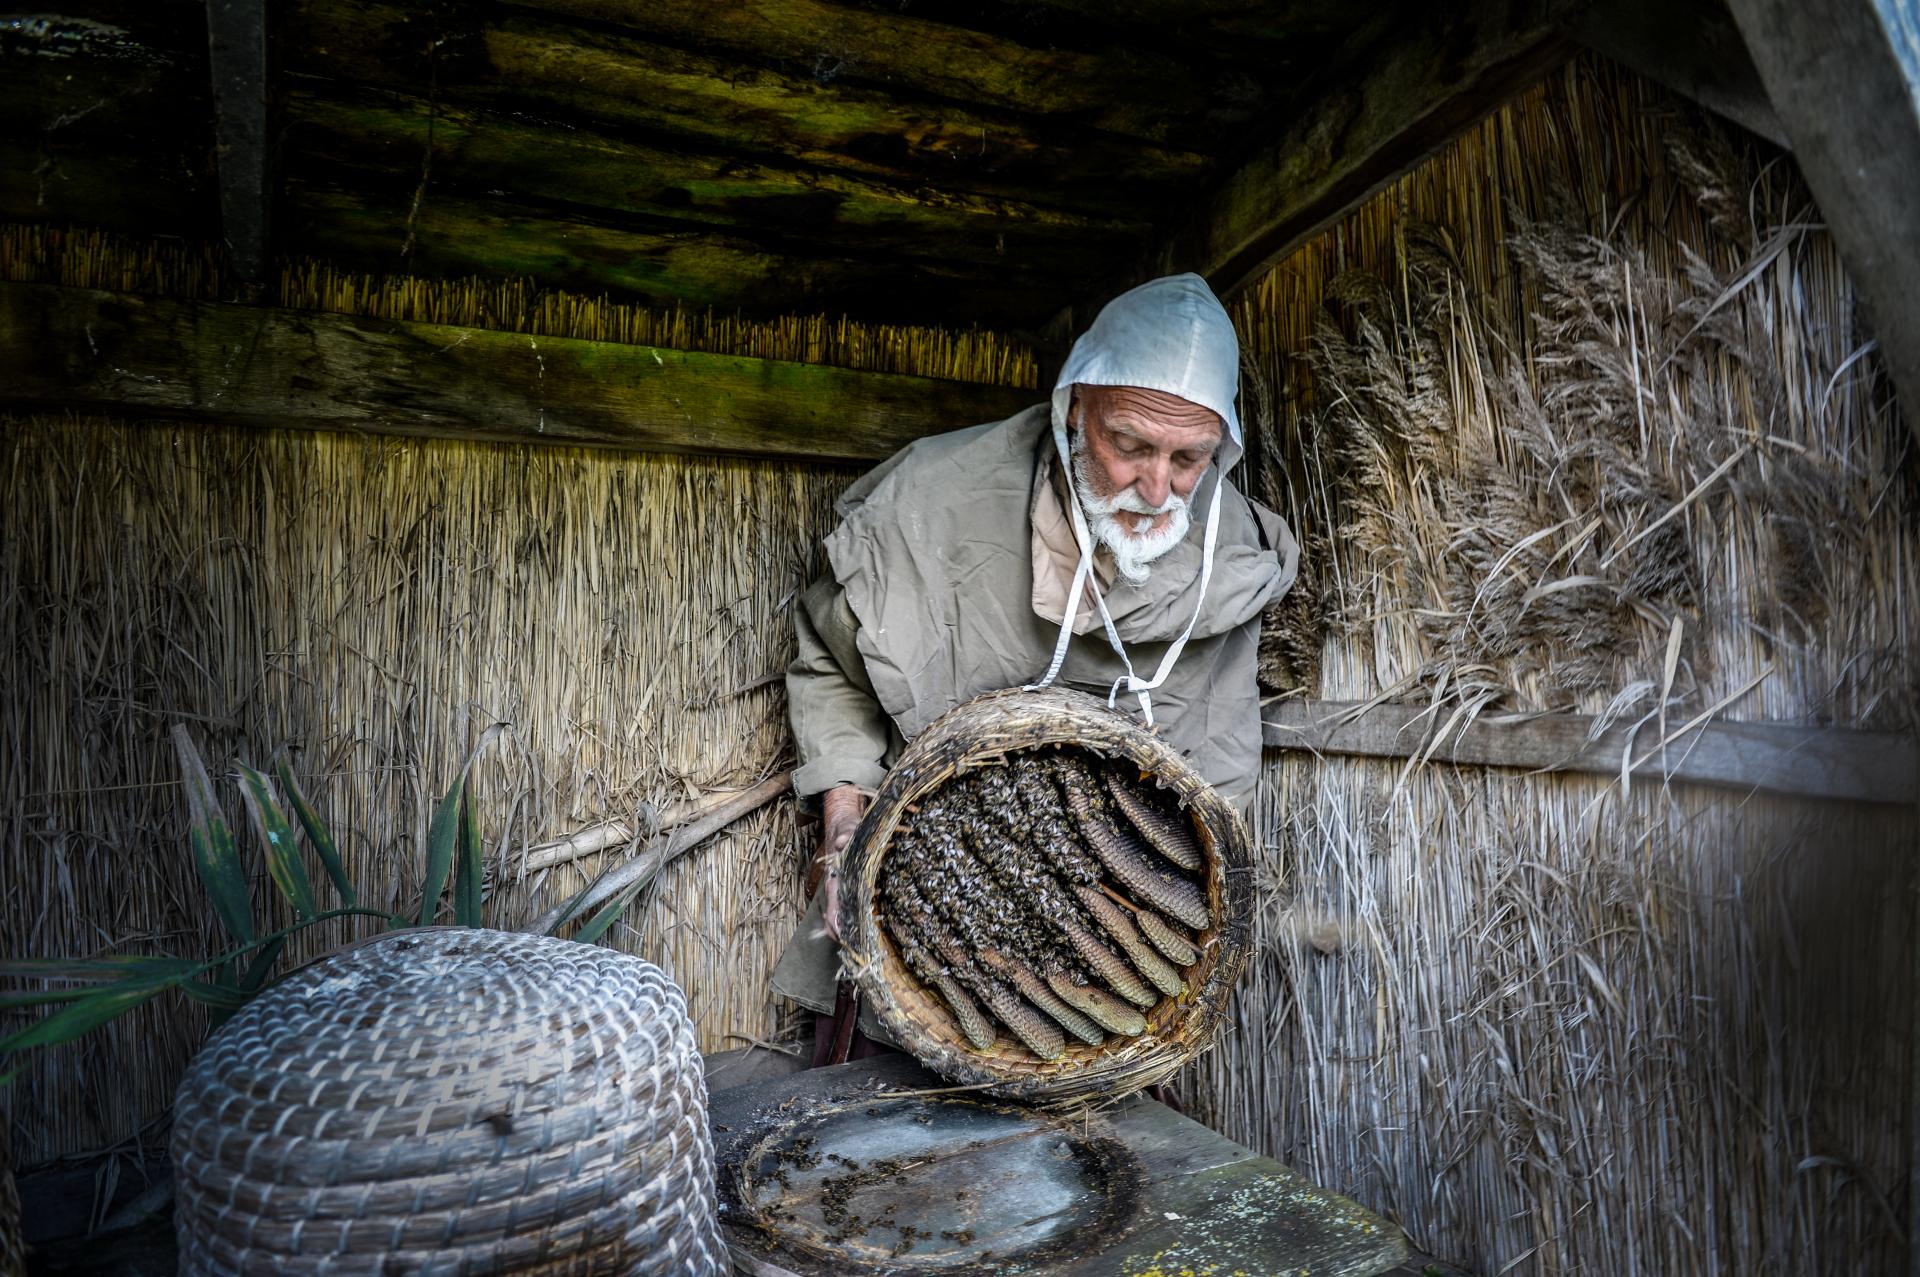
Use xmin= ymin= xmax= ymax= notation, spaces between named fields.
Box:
xmin=1263 ymin=698 xmax=1916 ymax=805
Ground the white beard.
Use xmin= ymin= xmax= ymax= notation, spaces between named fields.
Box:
xmin=1070 ymin=432 xmax=1192 ymax=586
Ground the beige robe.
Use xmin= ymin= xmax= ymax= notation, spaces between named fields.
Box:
xmin=772 ymin=404 xmax=1298 ymax=1019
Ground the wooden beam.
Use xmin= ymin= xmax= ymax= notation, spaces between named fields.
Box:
xmin=0 ymin=282 xmax=1037 ymax=464
xmin=1157 ymin=0 xmax=1576 ymax=299
xmin=281 ymin=80 xmax=1143 ymax=275
xmin=280 ymin=181 xmax=1069 ymax=329
xmin=1723 ymin=0 xmax=1920 ymax=434
xmin=0 ymin=45 xmax=216 ymax=238
xmin=205 ymin=0 xmax=276 ymax=293
xmin=1574 ymin=0 xmax=1788 ymax=148
xmin=1263 ymin=699 xmax=1916 ymax=805
xmin=497 ymin=0 xmax=1267 ymax=152
xmin=285 ymin=0 xmax=1211 ymax=218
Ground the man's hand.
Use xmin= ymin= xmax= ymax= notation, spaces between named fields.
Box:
xmin=816 ymin=784 xmax=866 ymax=943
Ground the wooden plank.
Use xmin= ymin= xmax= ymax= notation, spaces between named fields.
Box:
xmin=280 ymin=181 xmax=1067 ymax=328
xmin=0 ymin=281 xmax=1037 ymax=464
xmin=497 ymin=0 xmax=1269 ymax=151
xmin=285 ymin=0 xmax=1211 ymax=218
xmin=1262 ymin=699 xmax=1917 ymax=805
xmin=1157 ymin=0 xmax=1575 ymax=299
xmin=1573 ymin=0 xmax=1789 ymax=148
xmin=1724 ymin=0 xmax=1920 ymax=436
xmin=0 ymin=22 xmax=217 ymax=236
xmin=280 ymin=80 xmax=1143 ymax=274
xmin=205 ymin=0 xmax=276 ymax=291
xmin=709 ymin=1054 xmax=1407 ymax=1277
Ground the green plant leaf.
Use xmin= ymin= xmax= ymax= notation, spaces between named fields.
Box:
xmin=417 ymin=723 xmax=508 ymax=927
xmin=275 ymin=757 xmax=355 ymax=908
xmin=0 ymin=906 xmax=402 ymax=1079
xmin=0 ymin=955 xmax=198 ymax=1008
xmin=0 ymin=955 xmax=197 ymax=981
xmin=0 ymin=978 xmax=179 ymax=1067
xmin=171 ymin=725 xmax=255 ymax=947
xmin=234 ymin=763 xmax=318 ymax=920
xmin=453 ymin=786 xmax=484 ymax=928
xmin=572 ymin=884 xmax=641 ymax=945
xmin=178 ymin=980 xmax=250 ymax=1012
xmin=237 ymin=935 xmax=288 ymax=995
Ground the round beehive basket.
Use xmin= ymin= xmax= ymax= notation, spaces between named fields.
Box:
xmin=170 ymin=928 xmax=728 ymax=1277
xmin=836 ymin=686 xmax=1255 ymax=1105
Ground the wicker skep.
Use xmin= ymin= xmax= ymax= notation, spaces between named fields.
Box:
xmin=170 ymin=929 xmax=728 ymax=1276
xmin=836 ymin=687 xmax=1255 ymax=1105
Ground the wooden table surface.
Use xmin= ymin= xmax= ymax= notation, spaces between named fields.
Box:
xmin=708 ymin=1054 xmax=1408 ymax=1277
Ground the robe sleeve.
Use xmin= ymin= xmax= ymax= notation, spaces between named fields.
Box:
xmin=787 ymin=572 xmax=892 ymax=799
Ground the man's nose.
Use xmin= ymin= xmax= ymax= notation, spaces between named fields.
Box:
xmin=1133 ymin=457 xmax=1172 ymax=508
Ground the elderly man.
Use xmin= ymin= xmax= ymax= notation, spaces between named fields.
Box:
xmin=772 ymin=273 xmax=1299 ymax=1059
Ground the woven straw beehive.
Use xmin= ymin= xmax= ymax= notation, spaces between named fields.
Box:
xmin=837 ymin=687 xmax=1255 ymax=1104
xmin=170 ymin=928 xmax=728 ymax=1276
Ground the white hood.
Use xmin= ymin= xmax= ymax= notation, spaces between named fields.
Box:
xmin=1048 ymin=272 xmax=1245 ymax=472
xmin=1029 ymin=273 xmax=1245 ymax=724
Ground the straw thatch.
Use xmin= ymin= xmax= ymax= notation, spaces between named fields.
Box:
xmin=1 ymin=218 xmax=1040 ymax=1169
xmin=0 ymin=224 xmax=1039 ymax=389
xmin=2 ymin=48 xmax=1914 ymax=1277
xmin=0 ymin=413 xmax=845 ymax=1163
xmin=1205 ymin=54 xmax=1917 ymax=1274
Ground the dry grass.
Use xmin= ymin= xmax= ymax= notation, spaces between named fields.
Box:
xmin=0 ymin=220 xmax=1038 ymax=1165
xmin=1207 ymin=55 xmax=1918 ymax=1274
xmin=0 ymin=418 xmax=862 ymax=1162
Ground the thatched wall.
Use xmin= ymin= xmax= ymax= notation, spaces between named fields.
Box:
xmin=2 ymin=51 xmax=1913 ymax=1276
xmin=1200 ymin=57 xmax=1917 ymax=1273
xmin=1 ymin=422 xmax=851 ymax=1161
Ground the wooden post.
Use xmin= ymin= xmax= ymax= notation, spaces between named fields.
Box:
xmin=1573 ymin=0 xmax=1788 ymax=147
xmin=1724 ymin=0 xmax=1920 ymax=439
xmin=206 ymin=0 xmax=276 ymax=297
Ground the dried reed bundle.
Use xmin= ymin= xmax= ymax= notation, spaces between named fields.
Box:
xmin=1214 ymin=54 xmax=1917 ymax=1275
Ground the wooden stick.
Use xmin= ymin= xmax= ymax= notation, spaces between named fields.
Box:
xmin=523 ymin=772 xmax=791 ymax=935
xmin=520 ymin=784 xmax=773 ymax=873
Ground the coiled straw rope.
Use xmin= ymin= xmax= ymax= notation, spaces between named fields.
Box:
xmin=171 ymin=929 xmax=727 ymax=1276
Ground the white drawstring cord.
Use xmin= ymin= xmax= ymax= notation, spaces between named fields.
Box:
xmin=1025 ymin=419 xmax=1223 ymax=728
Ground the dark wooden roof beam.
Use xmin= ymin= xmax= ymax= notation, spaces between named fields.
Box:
xmin=1159 ymin=0 xmax=1579 ymax=299
xmin=1573 ymin=0 xmax=1787 ymax=148
xmin=495 ymin=0 xmax=1263 ymax=149
xmin=285 ymin=0 xmax=1212 ymax=219
xmin=281 ymin=79 xmax=1149 ymax=274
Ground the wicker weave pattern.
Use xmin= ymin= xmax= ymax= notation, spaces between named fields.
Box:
xmin=171 ymin=929 xmax=727 ymax=1276
xmin=838 ymin=687 xmax=1256 ymax=1105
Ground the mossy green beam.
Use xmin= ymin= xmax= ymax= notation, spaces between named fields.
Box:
xmin=286 ymin=0 xmax=1210 ymax=215
xmin=0 ymin=282 xmax=1038 ymax=464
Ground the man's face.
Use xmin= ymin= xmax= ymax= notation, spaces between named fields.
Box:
xmin=1070 ymin=385 xmax=1223 ymax=538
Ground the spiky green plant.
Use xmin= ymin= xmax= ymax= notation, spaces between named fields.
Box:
xmin=0 ymin=724 xmax=530 ymax=1080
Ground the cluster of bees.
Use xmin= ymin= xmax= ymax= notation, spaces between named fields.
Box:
xmin=878 ymin=749 xmax=1210 ymax=1060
